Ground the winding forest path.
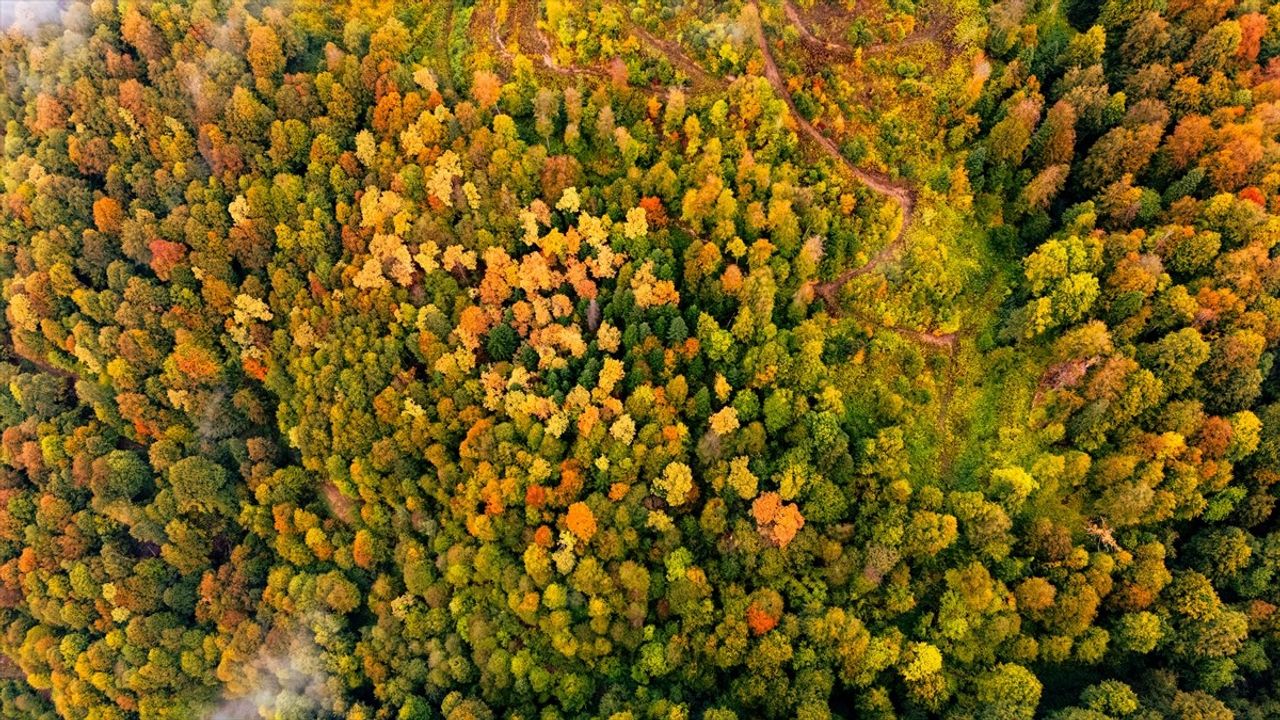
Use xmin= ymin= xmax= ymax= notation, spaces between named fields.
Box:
xmin=436 ymin=3 xmax=457 ymax=95
xmin=484 ymin=0 xmax=607 ymax=78
xmin=483 ymin=0 xmax=955 ymax=358
xmin=845 ymin=309 xmax=958 ymax=352
xmin=481 ymin=2 xmax=514 ymax=66
xmin=623 ymin=18 xmax=724 ymax=92
xmin=749 ymin=0 xmax=960 ymax=473
xmin=783 ymin=1 xmax=956 ymax=61
xmin=2 ymin=336 xmax=74 ymax=380
xmin=783 ymin=0 xmax=856 ymax=59
xmin=511 ymin=0 xmax=608 ymax=78
xmin=746 ymin=2 xmax=932 ymax=326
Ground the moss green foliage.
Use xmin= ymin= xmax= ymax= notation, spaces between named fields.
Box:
xmin=2 ymin=0 xmax=1280 ymax=718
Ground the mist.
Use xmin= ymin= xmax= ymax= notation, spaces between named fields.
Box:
xmin=1 ymin=0 xmax=67 ymax=34
xmin=204 ymin=614 xmax=338 ymax=720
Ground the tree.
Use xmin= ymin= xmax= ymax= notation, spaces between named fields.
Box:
xmin=485 ymin=324 xmax=519 ymax=361
xmin=1202 ymin=330 xmax=1266 ymax=413
xmin=91 ymin=450 xmax=152 ymax=501
xmin=473 ymin=71 xmax=503 ymax=110
xmin=1081 ymin=125 xmax=1163 ymax=190
xmin=975 ymin=664 xmax=1042 ymax=720
xmin=167 ymin=457 xmax=232 ymax=515
xmin=248 ymin=25 xmax=285 ymax=90
xmin=1138 ymin=327 xmax=1210 ymax=396
xmin=988 ymin=95 xmax=1043 ymax=167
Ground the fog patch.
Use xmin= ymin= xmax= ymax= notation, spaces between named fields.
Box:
xmin=205 ymin=613 xmax=339 ymax=720
xmin=1 ymin=0 xmax=68 ymax=34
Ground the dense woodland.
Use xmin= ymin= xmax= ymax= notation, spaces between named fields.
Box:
xmin=3 ymin=0 xmax=1280 ymax=718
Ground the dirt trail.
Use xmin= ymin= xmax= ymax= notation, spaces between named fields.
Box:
xmin=783 ymin=1 xmax=954 ymax=60
xmin=898 ymin=327 xmax=957 ymax=350
xmin=480 ymin=2 xmax=514 ymax=67
xmin=484 ymin=0 xmax=952 ymax=351
xmin=486 ymin=0 xmax=607 ymax=79
xmin=2 ymin=336 xmax=75 ymax=380
xmin=624 ymin=19 xmax=722 ymax=91
xmin=476 ymin=0 xmax=964 ymax=475
xmin=434 ymin=3 xmax=457 ymax=96
xmin=843 ymin=308 xmax=956 ymax=351
xmin=936 ymin=345 xmax=960 ymax=476
xmin=748 ymin=0 xmax=966 ymax=389
xmin=514 ymin=0 xmax=608 ymax=78
xmin=784 ymin=1 xmax=856 ymax=59
xmin=746 ymin=2 xmax=916 ymax=302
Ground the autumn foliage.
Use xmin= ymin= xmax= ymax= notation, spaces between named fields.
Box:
xmin=2 ymin=1 xmax=1280 ymax=719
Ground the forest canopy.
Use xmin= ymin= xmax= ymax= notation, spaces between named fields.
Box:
xmin=3 ymin=0 xmax=1280 ymax=719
